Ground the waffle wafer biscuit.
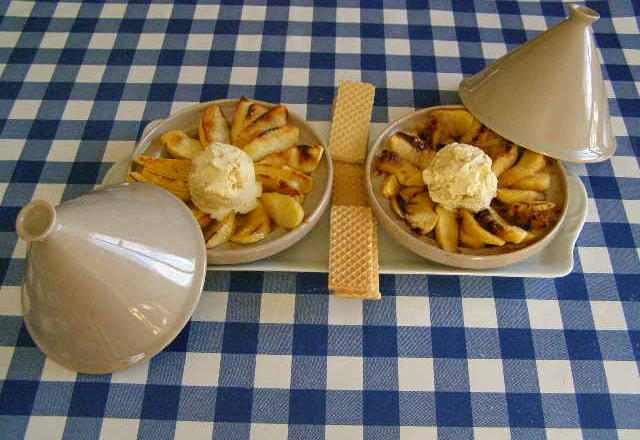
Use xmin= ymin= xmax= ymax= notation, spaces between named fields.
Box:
xmin=329 ymin=205 xmax=380 ymax=299
xmin=332 ymin=161 xmax=368 ymax=207
xmin=329 ymin=81 xmax=375 ymax=164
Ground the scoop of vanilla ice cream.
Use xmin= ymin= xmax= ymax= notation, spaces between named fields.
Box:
xmin=189 ymin=143 xmax=262 ymax=220
xmin=422 ymin=142 xmax=497 ymax=213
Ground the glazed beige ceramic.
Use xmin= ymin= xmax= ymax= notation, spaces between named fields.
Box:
xmin=16 ymin=183 xmax=206 ymax=373
xmin=129 ymin=99 xmax=332 ymax=265
xmin=459 ymin=5 xmax=615 ymax=163
xmin=366 ymin=105 xmax=569 ymax=270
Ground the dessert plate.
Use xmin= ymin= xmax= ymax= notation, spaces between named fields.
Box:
xmin=104 ymin=119 xmax=587 ymax=278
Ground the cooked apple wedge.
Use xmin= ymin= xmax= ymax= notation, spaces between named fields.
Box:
xmin=460 ymin=209 xmax=505 ymax=246
xmin=138 ymin=168 xmax=190 ymax=201
xmin=390 ymin=195 xmax=406 ymax=218
xmin=235 ymin=105 xmax=288 ymax=148
xmin=199 ymin=104 xmax=230 ymax=146
xmin=244 ymin=125 xmax=300 ymax=162
xmin=377 ymin=150 xmax=423 ymax=187
xmin=405 ymin=192 xmax=438 ymax=235
xmin=381 ymin=174 xmax=400 ymax=198
xmin=491 ymin=144 xmax=519 ymax=177
xmin=261 ymin=192 xmax=305 ymax=229
xmin=496 ymin=188 xmax=545 ymax=204
xmin=189 ymin=203 xmax=214 ymax=230
xmin=499 ymin=150 xmax=546 ymax=187
xmin=133 ymin=156 xmax=191 ymax=179
xmin=511 ymin=172 xmax=551 ymax=191
xmin=435 ymin=205 xmax=459 ymax=252
xmin=398 ymin=186 xmax=424 ymax=203
xmin=459 ymin=229 xmax=484 ymax=249
xmin=161 ymin=130 xmax=204 ymax=159
xmin=285 ymin=144 xmax=324 ymax=173
xmin=502 ymin=201 xmax=558 ymax=230
xmin=475 ymin=208 xmax=529 ymax=244
xmin=230 ymin=201 xmax=271 ymax=244
xmin=387 ymin=132 xmax=435 ymax=169
xmin=205 ymin=212 xmax=236 ymax=248
xmin=254 ymin=163 xmax=313 ymax=195
xmin=231 ymin=97 xmax=253 ymax=144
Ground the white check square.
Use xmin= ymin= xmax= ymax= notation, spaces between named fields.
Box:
xmin=328 ymin=296 xmax=362 ymax=325
xmin=585 ymin=197 xmax=600 ymax=223
xmin=0 ymin=347 xmax=14 ymax=379
xmin=604 ymin=361 xmax=640 ymax=394
xmin=194 ymin=5 xmax=219 ymax=18
xmin=282 ymin=67 xmax=309 ymax=86
xmin=76 ymin=65 xmax=106 ymax=83
xmin=251 ymin=424 xmax=288 ymax=440
xmin=395 ymin=296 xmax=429 ymax=326
xmin=384 ymin=9 xmax=407 ymax=25
xmin=326 ymin=425 xmax=363 ymax=439
xmin=385 ymin=38 xmax=411 ymax=56
xmin=7 ymin=1 xmax=34 ymax=17
xmin=430 ymin=10 xmax=455 ymax=26
xmin=137 ymin=34 xmax=165 ymax=50
xmin=475 ymin=13 xmax=501 ymax=29
xmin=62 ymin=100 xmax=93 ymax=120
xmin=474 ymin=427 xmax=510 ymax=440
xmin=241 ymin=5 xmax=266 ymax=22
xmin=9 ymin=100 xmax=41 ymax=120
xmin=127 ymin=65 xmax=155 ymax=83
xmin=175 ymin=422 xmax=213 ymax=440
xmin=102 ymin=141 xmax=135 ymax=162
xmin=590 ymin=301 xmax=627 ymax=330
xmin=468 ymin=358 xmax=505 ymax=392
xmin=546 ymin=428 xmax=583 ymax=440
xmin=522 ymin=15 xmax=549 ymax=31
xmin=462 ymin=297 xmax=498 ymax=328
xmin=147 ymin=4 xmax=173 ymax=19
xmin=254 ymin=355 xmax=292 ymax=389
xmin=527 ymin=299 xmax=563 ymax=329
xmin=235 ymin=34 xmax=262 ymax=52
xmin=386 ymin=70 xmax=413 ymax=89
xmin=610 ymin=156 xmax=640 ymax=178
xmin=178 ymin=66 xmax=207 ymax=85
xmin=88 ymin=33 xmax=117 ymax=49
xmin=327 ymin=356 xmax=363 ymax=390
xmin=286 ymin=36 xmax=311 ymax=53
xmin=115 ymin=101 xmax=147 ymax=121
xmin=623 ymin=200 xmax=640 ymax=224
xmin=400 ymin=426 xmax=437 ymax=440
xmin=579 ymin=247 xmax=613 ymax=273
xmin=334 ymin=70 xmax=361 ymax=84
xmin=623 ymin=49 xmax=640 ymax=67
xmin=0 ymin=139 xmax=24 ymax=160
xmin=182 ymin=353 xmax=220 ymax=387
xmin=40 ymin=32 xmax=69 ymax=49
xmin=187 ymin=34 xmax=214 ymax=51
xmin=192 ymin=292 xmax=228 ymax=322
xmin=26 ymin=64 xmax=55 ymax=83
xmin=110 ymin=360 xmax=149 ymax=384
xmin=335 ymin=37 xmax=361 ymax=54
xmin=336 ymin=7 xmax=360 ymax=23
xmin=482 ymin=42 xmax=507 ymax=60
xmin=99 ymin=418 xmax=140 ymax=440
xmin=25 ymin=416 xmax=66 ymax=440
xmin=437 ymin=72 xmax=463 ymax=91
xmin=433 ymin=40 xmax=459 ymax=57
xmin=54 ymin=3 xmax=81 ymax=18
xmin=47 ymin=140 xmax=80 ymax=162
xmin=40 ymin=357 xmax=77 ymax=381
xmin=398 ymin=357 xmax=434 ymax=391
xmin=0 ymin=32 xmax=20 ymax=48
xmin=260 ymin=293 xmax=295 ymax=324
xmin=613 ymin=17 xmax=639 ymax=34
xmin=32 ymin=184 xmax=66 ymax=205
xmin=536 ymin=359 xmax=574 ymax=393
xmin=288 ymin=6 xmax=313 ymax=22
xmin=100 ymin=3 xmax=127 ymax=19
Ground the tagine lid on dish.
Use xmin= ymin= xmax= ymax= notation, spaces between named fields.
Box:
xmin=15 ymin=183 xmax=207 ymax=374
xmin=458 ymin=4 xmax=615 ymax=163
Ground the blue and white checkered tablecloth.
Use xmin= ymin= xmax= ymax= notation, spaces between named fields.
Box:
xmin=1 ymin=0 xmax=639 ymax=439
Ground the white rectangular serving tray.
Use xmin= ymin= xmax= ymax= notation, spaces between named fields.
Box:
xmin=103 ymin=119 xmax=587 ymax=278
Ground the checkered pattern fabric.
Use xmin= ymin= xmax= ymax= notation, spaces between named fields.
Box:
xmin=1 ymin=1 xmax=639 ymax=439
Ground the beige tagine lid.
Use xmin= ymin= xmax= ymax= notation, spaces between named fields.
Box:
xmin=459 ymin=4 xmax=616 ymax=163
xmin=15 ymin=183 xmax=206 ymax=374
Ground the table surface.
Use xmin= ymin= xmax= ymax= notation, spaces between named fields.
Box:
xmin=1 ymin=1 xmax=639 ymax=439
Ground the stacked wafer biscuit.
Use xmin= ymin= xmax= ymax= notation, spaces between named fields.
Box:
xmin=328 ymin=81 xmax=380 ymax=300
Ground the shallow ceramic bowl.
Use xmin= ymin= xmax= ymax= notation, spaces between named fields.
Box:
xmin=365 ymin=105 xmax=569 ymax=270
xmin=129 ymin=99 xmax=332 ymax=265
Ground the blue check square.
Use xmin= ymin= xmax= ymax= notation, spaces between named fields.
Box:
xmin=431 ymin=327 xmax=466 ymax=358
xmin=140 ymin=385 xmax=180 ymax=421
xmin=293 ymin=324 xmax=328 ymax=356
xmin=289 ymin=389 xmax=325 ymax=425
xmin=499 ymin=329 xmax=535 ymax=359
xmin=222 ymin=322 xmax=259 ymax=354
xmin=506 ymin=393 xmax=545 ymax=428
xmin=363 ymin=391 xmax=399 ymax=426
xmin=435 ymin=392 xmax=473 ymax=427
xmin=215 ymin=387 xmax=253 ymax=423
xmin=0 ymin=380 xmax=39 ymax=415
xmin=68 ymin=382 xmax=110 ymax=418
xmin=576 ymin=393 xmax=616 ymax=429
xmin=564 ymin=330 xmax=602 ymax=360
xmin=363 ymin=326 xmax=398 ymax=357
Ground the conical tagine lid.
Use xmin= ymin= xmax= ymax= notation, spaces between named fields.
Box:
xmin=459 ymin=4 xmax=615 ymax=163
xmin=15 ymin=183 xmax=206 ymax=373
